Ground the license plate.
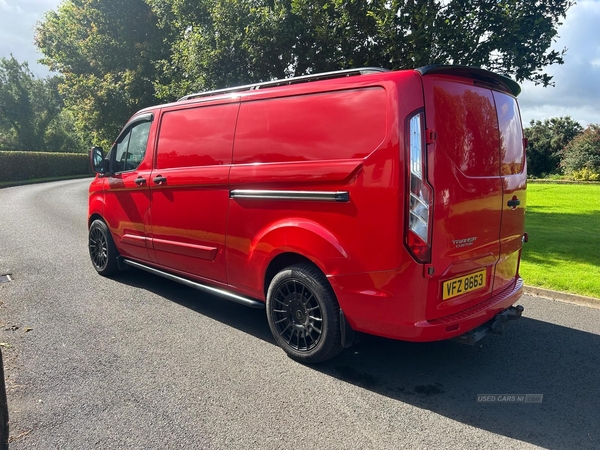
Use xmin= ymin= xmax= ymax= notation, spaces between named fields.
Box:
xmin=442 ymin=269 xmax=486 ymax=300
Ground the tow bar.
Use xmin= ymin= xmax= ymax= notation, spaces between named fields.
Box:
xmin=452 ymin=305 xmax=524 ymax=346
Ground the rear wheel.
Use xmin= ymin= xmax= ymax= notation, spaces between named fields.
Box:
xmin=266 ymin=264 xmax=343 ymax=363
xmin=88 ymin=219 xmax=119 ymax=276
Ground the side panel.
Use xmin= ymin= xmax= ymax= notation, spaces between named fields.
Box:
xmin=149 ymin=100 xmax=239 ymax=283
xmin=492 ymin=91 xmax=527 ymax=294
xmin=232 ymin=88 xmax=387 ymax=164
xmin=104 ymin=172 xmax=153 ymax=261
xmin=227 ymin=76 xmax=424 ymax=300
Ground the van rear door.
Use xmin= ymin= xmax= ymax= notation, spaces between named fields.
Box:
xmin=419 ymin=68 xmax=524 ymax=320
xmin=492 ymin=91 xmax=527 ymax=295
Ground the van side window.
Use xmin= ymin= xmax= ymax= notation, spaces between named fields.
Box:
xmin=113 ymin=121 xmax=151 ymax=173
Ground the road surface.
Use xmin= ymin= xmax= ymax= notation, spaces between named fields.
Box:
xmin=0 ymin=179 xmax=598 ymax=449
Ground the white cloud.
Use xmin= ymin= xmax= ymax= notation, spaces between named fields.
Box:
xmin=0 ymin=0 xmax=23 ymax=13
xmin=0 ymin=0 xmax=61 ymax=76
xmin=518 ymin=0 xmax=600 ymax=127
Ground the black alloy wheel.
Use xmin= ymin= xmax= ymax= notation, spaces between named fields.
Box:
xmin=266 ymin=264 xmax=343 ymax=363
xmin=88 ymin=219 xmax=119 ymax=276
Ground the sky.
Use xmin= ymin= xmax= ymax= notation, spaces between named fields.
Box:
xmin=1 ymin=0 xmax=599 ymax=127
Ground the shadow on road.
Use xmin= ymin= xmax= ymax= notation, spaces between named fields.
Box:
xmin=116 ymin=269 xmax=599 ymax=449
xmin=319 ymin=319 xmax=598 ymax=449
xmin=114 ymin=269 xmax=273 ymax=342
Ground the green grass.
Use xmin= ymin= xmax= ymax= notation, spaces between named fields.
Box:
xmin=521 ymin=183 xmax=600 ymax=298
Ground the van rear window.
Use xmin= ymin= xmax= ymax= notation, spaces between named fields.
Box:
xmin=233 ymin=88 xmax=387 ymax=164
xmin=494 ymin=92 xmax=525 ymax=175
xmin=432 ymin=81 xmax=500 ymax=178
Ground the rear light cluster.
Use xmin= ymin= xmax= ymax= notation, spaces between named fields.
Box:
xmin=406 ymin=113 xmax=433 ymax=263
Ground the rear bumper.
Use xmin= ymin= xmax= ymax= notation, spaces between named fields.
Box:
xmin=417 ymin=277 xmax=524 ymax=341
xmin=329 ymin=273 xmax=524 ymax=342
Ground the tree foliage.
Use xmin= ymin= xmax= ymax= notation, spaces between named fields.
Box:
xmin=524 ymin=116 xmax=583 ymax=177
xmin=36 ymin=0 xmax=574 ymax=144
xmin=35 ymin=0 xmax=171 ymax=147
xmin=147 ymin=0 xmax=574 ymax=99
xmin=0 ymin=55 xmax=82 ymax=152
xmin=561 ymin=124 xmax=600 ymax=177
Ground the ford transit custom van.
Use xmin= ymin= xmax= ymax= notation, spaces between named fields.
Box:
xmin=89 ymin=65 xmax=527 ymax=363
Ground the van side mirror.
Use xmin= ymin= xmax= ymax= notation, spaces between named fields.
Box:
xmin=90 ymin=146 xmax=107 ymax=174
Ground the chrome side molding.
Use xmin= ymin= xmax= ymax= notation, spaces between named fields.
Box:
xmin=123 ymin=259 xmax=265 ymax=309
xmin=230 ymin=189 xmax=350 ymax=202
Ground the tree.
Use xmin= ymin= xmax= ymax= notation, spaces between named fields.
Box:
xmin=44 ymin=109 xmax=86 ymax=153
xmin=35 ymin=0 xmax=171 ymax=148
xmin=37 ymin=0 xmax=575 ymax=141
xmin=0 ymin=56 xmax=78 ymax=151
xmin=147 ymin=0 xmax=575 ymax=100
xmin=524 ymin=116 xmax=583 ymax=177
xmin=561 ymin=124 xmax=600 ymax=179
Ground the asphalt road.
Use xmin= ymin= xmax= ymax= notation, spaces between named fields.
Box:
xmin=0 ymin=179 xmax=599 ymax=449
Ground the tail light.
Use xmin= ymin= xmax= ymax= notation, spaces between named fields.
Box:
xmin=405 ymin=112 xmax=433 ymax=263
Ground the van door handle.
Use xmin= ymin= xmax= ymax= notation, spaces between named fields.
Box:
xmin=135 ymin=177 xmax=146 ymax=186
xmin=153 ymin=175 xmax=167 ymax=185
xmin=507 ymin=198 xmax=520 ymax=208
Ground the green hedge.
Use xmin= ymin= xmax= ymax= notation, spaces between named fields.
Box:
xmin=0 ymin=151 xmax=90 ymax=183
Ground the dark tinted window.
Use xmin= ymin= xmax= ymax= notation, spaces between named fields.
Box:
xmin=113 ymin=121 xmax=151 ymax=172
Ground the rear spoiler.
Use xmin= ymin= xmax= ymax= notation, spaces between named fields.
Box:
xmin=415 ymin=65 xmax=521 ymax=97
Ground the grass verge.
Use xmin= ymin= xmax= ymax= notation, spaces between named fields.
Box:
xmin=521 ymin=183 xmax=600 ymax=298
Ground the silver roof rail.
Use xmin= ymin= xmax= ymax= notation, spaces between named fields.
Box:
xmin=177 ymin=67 xmax=390 ymax=102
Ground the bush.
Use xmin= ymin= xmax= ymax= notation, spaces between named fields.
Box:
xmin=547 ymin=173 xmax=564 ymax=180
xmin=524 ymin=117 xmax=583 ymax=177
xmin=0 ymin=151 xmax=90 ymax=183
xmin=561 ymin=124 xmax=600 ymax=176
xmin=572 ymin=168 xmax=600 ymax=181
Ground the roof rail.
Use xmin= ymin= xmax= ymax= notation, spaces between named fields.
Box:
xmin=177 ymin=67 xmax=390 ymax=102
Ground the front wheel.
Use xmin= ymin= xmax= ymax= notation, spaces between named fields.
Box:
xmin=266 ymin=264 xmax=343 ymax=364
xmin=88 ymin=219 xmax=119 ymax=276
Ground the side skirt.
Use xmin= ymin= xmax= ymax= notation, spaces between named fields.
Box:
xmin=123 ymin=259 xmax=265 ymax=309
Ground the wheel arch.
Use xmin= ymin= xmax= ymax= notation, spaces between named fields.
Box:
xmin=88 ymin=213 xmax=104 ymax=229
xmin=264 ymin=253 xmax=321 ymax=298
xmin=250 ymin=219 xmax=350 ymax=298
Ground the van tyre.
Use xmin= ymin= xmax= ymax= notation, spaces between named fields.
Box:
xmin=266 ymin=264 xmax=344 ymax=364
xmin=88 ymin=219 xmax=119 ymax=276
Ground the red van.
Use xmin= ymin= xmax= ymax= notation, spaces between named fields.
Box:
xmin=88 ymin=65 xmax=527 ymax=363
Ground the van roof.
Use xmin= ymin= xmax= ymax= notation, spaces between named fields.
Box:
xmin=177 ymin=67 xmax=390 ymax=102
xmin=177 ymin=65 xmax=520 ymax=103
xmin=135 ymin=65 xmax=521 ymax=118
